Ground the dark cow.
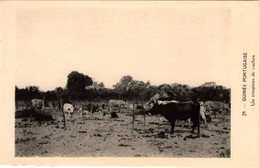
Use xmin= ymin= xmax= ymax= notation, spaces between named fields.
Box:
xmin=148 ymin=102 xmax=200 ymax=134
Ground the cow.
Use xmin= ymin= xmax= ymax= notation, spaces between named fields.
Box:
xmin=128 ymin=104 xmax=134 ymax=110
xmin=199 ymin=101 xmax=207 ymax=127
xmin=144 ymin=99 xmax=179 ymax=124
xmin=82 ymin=103 xmax=102 ymax=117
xmin=63 ymin=103 xmax=74 ymax=117
xmin=109 ymin=99 xmax=125 ymax=107
xmin=80 ymin=110 xmax=89 ymax=116
xmin=203 ymin=101 xmax=230 ymax=118
xmin=173 ymin=101 xmax=207 ymax=129
xmin=74 ymin=104 xmax=83 ymax=115
xmin=91 ymin=104 xmax=101 ymax=114
xmin=148 ymin=101 xmax=201 ymax=134
xmin=31 ymin=99 xmax=45 ymax=111
xmin=145 ymin=95 xmax=178 ymax=110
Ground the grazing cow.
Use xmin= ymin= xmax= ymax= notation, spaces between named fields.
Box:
xmin=82 ymin=104 xmax=102 ymax=117
xmin=203 ymin=101 xmax=230 ymax=118
xmin=109 ymin=99 xmax=126 ymax=107
xmin=80 ymin=110 xmax=90 ymax=116
xmin=148 ymin=102 xmax=201 ymax=134
xmin=31 ymin=99 xmax=45 ymax=111
xmin=63 ymin=103 xmax=74 ymax=117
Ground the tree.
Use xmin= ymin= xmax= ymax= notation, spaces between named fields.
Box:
xmin=192 ymin=84 xmax=230 ymax=103
xmin=113 ymin=75 xmax=134 ymax=100
xmin=55 ymin=87 xmax=64 ymax=97
xmin=97 ymin=82 xmax=105 ymax=88
xmin=66 ymin=71 xmax=93 ymax=99
xmin=15 ymin=85 xmax=43 ymax=100
xmin=45 ymin=90 xmax=57 ymax=100
xmin=170 ymin=84 xmax=192 ymax=102
xmin=158 ymin=84 xmax=172 ymax=98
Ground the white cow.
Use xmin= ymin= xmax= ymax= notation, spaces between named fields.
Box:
xmin=63 ymin=103 xmax=74 ymax=117
xmin=109 ymin=99 xmax=126 ymax=107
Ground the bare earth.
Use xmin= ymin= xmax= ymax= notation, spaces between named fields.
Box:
xmin=15 ymin=108 xmax=230 ymax=157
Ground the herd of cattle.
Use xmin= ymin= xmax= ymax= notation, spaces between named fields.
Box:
xmin=28 ymin=97 xmax=230 ymax=135
xmin=31 ymin=99 xmax=107 ymax=116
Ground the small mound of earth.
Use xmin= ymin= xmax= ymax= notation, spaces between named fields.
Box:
xmin=183 ymin=134 xmax=200 ymax=140
xmin=156 ymin=132 xmax=168 ymax=139
xmin=15 ymin=108 xmax=54 ymax=121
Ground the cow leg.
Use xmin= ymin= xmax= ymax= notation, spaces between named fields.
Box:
xmin=181 ymin=120 xmax=188 ymax=129
xmin=170 ymin=119 xmax=176 ymax=134
xmin=191 ymin=123 xmax=195 ymax=134
xmin=197 ymin=121 xmax=200 ymax=135
xmin=204 ymin=118 xmax=208 ymax=128
xmin=191 ymin=119 xmax=197 ymax=134
xmin=197 ymin=114 xmax=200 ymax=135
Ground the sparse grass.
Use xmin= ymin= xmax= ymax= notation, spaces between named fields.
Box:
xmin=15 ymin=100 xmax=231 ymax=157
xmin=218 ymin=148 xmax=230 ymax=158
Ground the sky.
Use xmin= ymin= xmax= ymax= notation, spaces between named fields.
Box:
xmin=15 ymin=6 xmax=231 ymax=91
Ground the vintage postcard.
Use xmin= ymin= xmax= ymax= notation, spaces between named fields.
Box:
xmin=0 ymin=1 xmax=259 ymax=168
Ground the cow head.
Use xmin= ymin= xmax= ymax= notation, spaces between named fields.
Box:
xmin=147 ymin=102 xmax=161 ymax=115
xmin=144 ymin=102 xmax=153 ymax=111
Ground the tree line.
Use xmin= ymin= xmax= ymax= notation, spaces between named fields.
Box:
xmin=15 ymin=71 xmax=230 ymax=103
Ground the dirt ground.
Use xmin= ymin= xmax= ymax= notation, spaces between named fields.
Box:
xmin=15 ymin=105 xmax=230 ymax=157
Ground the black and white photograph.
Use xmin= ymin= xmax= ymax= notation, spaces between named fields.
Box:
xmin=0 ymin=1 xmax=259 ymax=167
xmin=14 ymin=4 xmax=232 ymax=158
